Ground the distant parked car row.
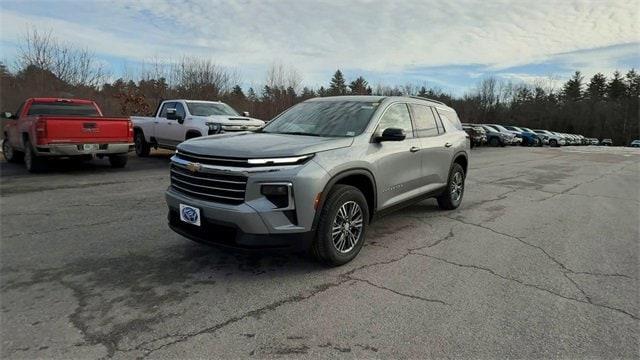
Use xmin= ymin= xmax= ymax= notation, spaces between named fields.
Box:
xmin=462 ymin=123 xmax=624 ymax=148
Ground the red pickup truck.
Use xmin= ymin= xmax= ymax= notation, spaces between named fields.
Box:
xmin=2 ymin=98 xmax=134 ymax=172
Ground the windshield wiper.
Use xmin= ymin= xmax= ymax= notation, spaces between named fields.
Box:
xmin=272 ymin=131 xmax=322 ymax=136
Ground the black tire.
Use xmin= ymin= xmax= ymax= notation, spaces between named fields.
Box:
xmin=23 ymin=139 xmax=45 ymax=173
xmin=437 ymin=163 xmax=465 ymax=210
xmin=489 ymin=137 xmax=500 ymax=147
xmin=134 ymin=131 xmax=151 ymax=157
xmin=185 ymin=131 xmax=202 ymax=140
xmin=2 ymin=138 xmax=23 ymax=163
xmin=108 ymin=154 xmax=128 ymax=168
xmin=549 ymin=139 xmax=558 ymax=147
xmin=311 ymin=185 xmax=369 ymax=267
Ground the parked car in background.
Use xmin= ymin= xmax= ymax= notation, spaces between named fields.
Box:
xmin=485 ymin=124 xmax=520 ymax=145
xmin=504 ymin=126 xmax=541 ymax=146
xmin=630 ymin=140 xmax=640 ymax=147
xmin=533 ymin=130 xmax=565 ymax=147
xmin=462 ymin=124 xmax=486 ymax=147
xmin=166 ymin=96 xmax=469 ymax=265
xmin=588 ymin=138 xmax=599 ymax=145
xmin=131 ymin=99 xmax=265 ymax=156
xmin=601 ymin=138 xmax=613 ymax=146
xmin=2 ymin=98 xmax=133 ymax=172
xmin=478 ymin=125 xmax=509 ymax=147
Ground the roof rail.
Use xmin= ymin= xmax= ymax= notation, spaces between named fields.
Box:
xmin=409 ymin=96 xmax=447 ymax=106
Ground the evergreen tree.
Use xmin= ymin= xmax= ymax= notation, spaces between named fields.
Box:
xmin=349 ymin=76 xmax=371 ymax=95
xmin=247 ymin=87 xmax=258 ymax=101
xmin=586 ymin=73 xmax=607 ymax=100
xmin=329 ymin=70 xmax=347 ymax=95
xmin=300 ymin=87 xmax=316 ymax=100
xmin=562 ymin=71 xmax=583 ymax=101
xmin=607 ymin=71 xmax=626 ymax=100
xmin=317 ymin=86 xmax=328 ymax=97
xmin=231 ymin=85 xmax=245 ymax=99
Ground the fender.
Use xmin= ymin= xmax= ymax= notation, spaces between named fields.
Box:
xmin=311 ymin=168 xmax=377 ymax=231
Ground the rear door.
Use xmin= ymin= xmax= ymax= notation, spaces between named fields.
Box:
xmin=409 ymin=103 xmax=449 ymax=188
xmin=371 ymin=103 xmax=422 ymax=209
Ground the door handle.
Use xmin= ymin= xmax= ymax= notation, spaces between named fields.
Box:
xmin=444 ymin=142 xmax=453 ymax=148
xmin=409 ymin=146 xmax=421 ymax=152
xmin=153 ymin=121 xmax=159 ymax=124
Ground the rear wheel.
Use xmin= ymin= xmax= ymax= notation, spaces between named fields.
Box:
xmin=312 ymin=185 xmax=369 ymax=266
xmin=134 ymin=131 xmax=151 ymax=157
xmin=2 ymin=138 xmax=23 ymax=163
xmin=23 ymin=140 xmax=45 ymax=173
xmin=108 ymin=154 xmax=128 ymax=168
xmin=549 ymin=139 xmax=558 ymax=147
xmin=437 ymin=163 xmax=465 ymax=210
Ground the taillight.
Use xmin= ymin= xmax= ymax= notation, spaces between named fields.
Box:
xmin=36 ymin=119 xmax=47 ymax=138
xmin=128 ymin=120 xmax=134 ymax=140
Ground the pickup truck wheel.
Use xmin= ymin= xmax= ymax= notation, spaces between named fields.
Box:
xmin=312 ymin=185 xmax=369 ymax=266
xmin=108 ymin=154 xmax=128 ymax=168
xmin=2 ymin=138 xmax=23 ymax=163
xmin=23 ymin=140 xmax=45 ymax=173
xmin=134 ymin=132 xmax=151 ymax=157
xmin=437 ymin=163 xmax=465 ymax=210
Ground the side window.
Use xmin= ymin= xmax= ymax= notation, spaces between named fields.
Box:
xmin=410 ymin=104 xmax=439 ymax=137
xmin=376 ymin=103 xmax=413 ymax=139
xmin=433 ymin=108 xmax=445 ymax=133
xmin=174 ymin=103 xmax=186 ymax=119
xmin=159 ymin=102 xmax=175 ymax=118
xmin=437 ymin=108 xmax=463 ymax=131
xmin=14 ymin=102 xmax=25 ymax=119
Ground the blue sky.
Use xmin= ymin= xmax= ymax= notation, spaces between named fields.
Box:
xmin=1 ymin=0 xmax=638 ymax=95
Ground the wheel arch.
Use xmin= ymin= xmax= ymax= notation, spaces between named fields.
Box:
xmin=312 ymin=168 xmax=377 ymax=230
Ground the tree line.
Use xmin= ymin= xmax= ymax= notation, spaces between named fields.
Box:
xmin=1 ymin=29 xmax=638 ymax=145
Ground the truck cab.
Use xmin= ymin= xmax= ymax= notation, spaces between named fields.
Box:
xmin=131 ymin=99 xmax=265 ymax=156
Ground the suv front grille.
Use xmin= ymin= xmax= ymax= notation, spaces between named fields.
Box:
xmin=175 ymin=150 xmax=251 ymax=167
xmin=170 ymin=164 xmax=247 ymax=205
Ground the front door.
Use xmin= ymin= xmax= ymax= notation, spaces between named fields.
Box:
xmin=371 ymin=103 xmax=422 ymax=209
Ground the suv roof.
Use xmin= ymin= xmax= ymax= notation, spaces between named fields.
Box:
xmin=307 ymin=95 xmax=450 ymax=109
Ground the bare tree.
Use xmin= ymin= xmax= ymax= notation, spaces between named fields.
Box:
xmin=16 ymin=27 xmax=106 ymax=88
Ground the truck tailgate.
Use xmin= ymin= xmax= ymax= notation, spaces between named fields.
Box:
xmin=41 ymin=116 xmax=131 ymax=143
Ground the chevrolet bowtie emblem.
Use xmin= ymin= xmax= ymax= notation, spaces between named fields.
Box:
xmin=186 ymin=162 xmax=202 ymax=173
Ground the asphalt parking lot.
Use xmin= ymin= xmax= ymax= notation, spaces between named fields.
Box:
xmin=1 ymin=146 xmax=638 ymax=359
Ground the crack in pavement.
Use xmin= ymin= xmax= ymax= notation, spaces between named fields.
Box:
xmin=348 ymin=277 xmax=449 ymax=306
xmin=128 ymin=278 xmax=353 ymax=358
xmin=417 ymin=253 xmax=639 ymax=321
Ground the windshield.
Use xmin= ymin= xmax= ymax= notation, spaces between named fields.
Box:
xmin=186 ymin=102 xmax=239 ymax=117
xmin=261 ymin=101 xmax=379 ymax=137
xmin=27 ymin=102 xmax=99 ymax=116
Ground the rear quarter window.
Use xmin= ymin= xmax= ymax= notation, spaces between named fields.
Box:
xmin=436 ymin=108 xmax=463 ymax=131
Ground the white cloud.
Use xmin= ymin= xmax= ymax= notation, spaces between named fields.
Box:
xmin=1 ymin=0 xmax=638 ymax=87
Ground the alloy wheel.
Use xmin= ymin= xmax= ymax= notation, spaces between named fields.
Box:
xmin=331 ymin=201 xmax=364 ymax=253
xmin=450 ymin=171 xmax=463 ymax=202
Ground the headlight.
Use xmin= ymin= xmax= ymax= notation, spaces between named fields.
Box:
xmin=248 ymin=154 xmax=314 ymax=165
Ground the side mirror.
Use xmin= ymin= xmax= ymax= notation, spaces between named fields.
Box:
xmin=376 ymin=128 xmax=406 ymax=142
xmin=242 ymin=111 xmax=250 ymax=117
xmin=166 ymin=108 xmax=183 ymax=123
xmin=1 ymin=112 xmax=13 ymax=119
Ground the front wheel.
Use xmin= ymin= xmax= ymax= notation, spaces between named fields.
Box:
xmin=2 ymin=138 xmax=23 ymax=163
xmin=549 ymin=139 xmax=558 ymax=147
xmin=437 ymin=163 xmax=465 ymax=210
xmin=108 ymin=154 xmax=128 ymax=168
xmin=312 ymin=185 xmax=369 ymax=266
xmin=489 ymin=137 xmax=500 ymax=147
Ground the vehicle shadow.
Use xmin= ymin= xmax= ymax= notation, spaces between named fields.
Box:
xmin=0 ymin=150 xmax=174 ymax=177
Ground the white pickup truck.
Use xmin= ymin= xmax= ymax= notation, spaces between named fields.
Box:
xmin=131 ymin=99 xmax=265 ymax=156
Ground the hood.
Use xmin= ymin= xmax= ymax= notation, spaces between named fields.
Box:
xmin=178 ymin=132 xmax=354 ymax=158
xmin=190 ymin=115 xmax=265 ymax=127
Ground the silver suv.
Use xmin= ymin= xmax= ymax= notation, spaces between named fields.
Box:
xmin=166 ymin=96 xmax=469 ymax=265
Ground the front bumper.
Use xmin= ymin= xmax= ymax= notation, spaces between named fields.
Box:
xmin=35 ymin=143 xmax=134 ymax=156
